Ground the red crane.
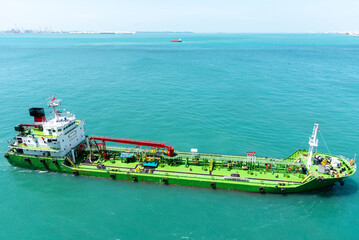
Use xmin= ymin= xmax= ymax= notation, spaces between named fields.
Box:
xmin=88 ymin=135 xmax=175 ymax=157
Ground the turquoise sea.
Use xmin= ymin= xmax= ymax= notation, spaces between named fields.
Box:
xmin=0 ymin=33 xmax=358 ymax=239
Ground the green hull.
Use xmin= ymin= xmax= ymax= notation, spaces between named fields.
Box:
xmin=5 ymin=148 xmax=355 ymax=194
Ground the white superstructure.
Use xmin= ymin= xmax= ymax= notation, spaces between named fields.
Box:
xmin=9 ymin=96 xmax=86 ymax=158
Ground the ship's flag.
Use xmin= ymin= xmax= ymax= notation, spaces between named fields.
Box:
xmin=51 ymin=96 xmax=56 ymax=101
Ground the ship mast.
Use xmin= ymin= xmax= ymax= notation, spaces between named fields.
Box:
xmin=307 ymin=123 xmax=319 ymax=168
xmin=47 ymin=94 xmax=61 ymax=121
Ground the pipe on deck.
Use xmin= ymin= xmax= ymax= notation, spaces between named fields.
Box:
xmin=88 ymin=135 xmax=175 ymax=156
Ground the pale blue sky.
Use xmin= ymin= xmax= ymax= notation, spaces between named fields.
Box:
xmin=1 ymin=0 xmax=358 ymax=32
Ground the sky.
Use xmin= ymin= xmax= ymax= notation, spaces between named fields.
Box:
xmin=0 ymin=0 xmax=358 ymax=33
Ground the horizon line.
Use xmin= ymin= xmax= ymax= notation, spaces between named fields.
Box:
xmin=0 ymin=30 xmax=358 ymax=34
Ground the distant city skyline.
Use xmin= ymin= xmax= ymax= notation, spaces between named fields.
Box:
xmin=1 ymin=0 xmax=359 ymax=33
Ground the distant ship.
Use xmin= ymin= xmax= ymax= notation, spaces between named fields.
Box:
xmin=4 ymin=96 xmax=357 ymax=193
xmin=171 ymin=39 xmax=182 ymax=42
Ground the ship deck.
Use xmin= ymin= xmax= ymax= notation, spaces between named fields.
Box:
xmin=75 ymin=146 xmax=329 ymax=186
xmin=78 ymin=161 xmax=304 ymax=184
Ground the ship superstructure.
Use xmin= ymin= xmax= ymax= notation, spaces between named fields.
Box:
xmin=10 ymin=96 xmax=86 ymax=159
xmin=4 ymin=96 xmax=357 ymax=193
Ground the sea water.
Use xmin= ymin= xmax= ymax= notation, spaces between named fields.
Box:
xmin=0 ymin=33 xmax=358 ymax=239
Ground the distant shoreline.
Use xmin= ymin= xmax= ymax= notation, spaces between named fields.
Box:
xmin=0 ymin=30 xmax=358 ymax=36
xmin=0 ymin=30 xmax=194 ymax=35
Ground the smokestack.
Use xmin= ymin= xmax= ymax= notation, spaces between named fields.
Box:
xmin=29 ymin=108 xmax=46 ymax=123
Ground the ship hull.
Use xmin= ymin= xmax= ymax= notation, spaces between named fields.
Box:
xmin=5 ymin=152 xmax=350 ymax=194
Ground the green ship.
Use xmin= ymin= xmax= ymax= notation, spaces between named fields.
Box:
xmin=4 ymin=96 xmax=357 ymax=193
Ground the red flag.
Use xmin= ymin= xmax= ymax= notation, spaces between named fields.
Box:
xmin=51 ymin=96 xmax=56 ymax=101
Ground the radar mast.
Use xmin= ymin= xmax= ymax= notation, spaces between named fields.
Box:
xmin=47 ymin=94 xmax=62 ymax=121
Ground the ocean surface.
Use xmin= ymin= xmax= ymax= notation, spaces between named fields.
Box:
xmin=0 ymin=33 xmax=358 ymax=239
